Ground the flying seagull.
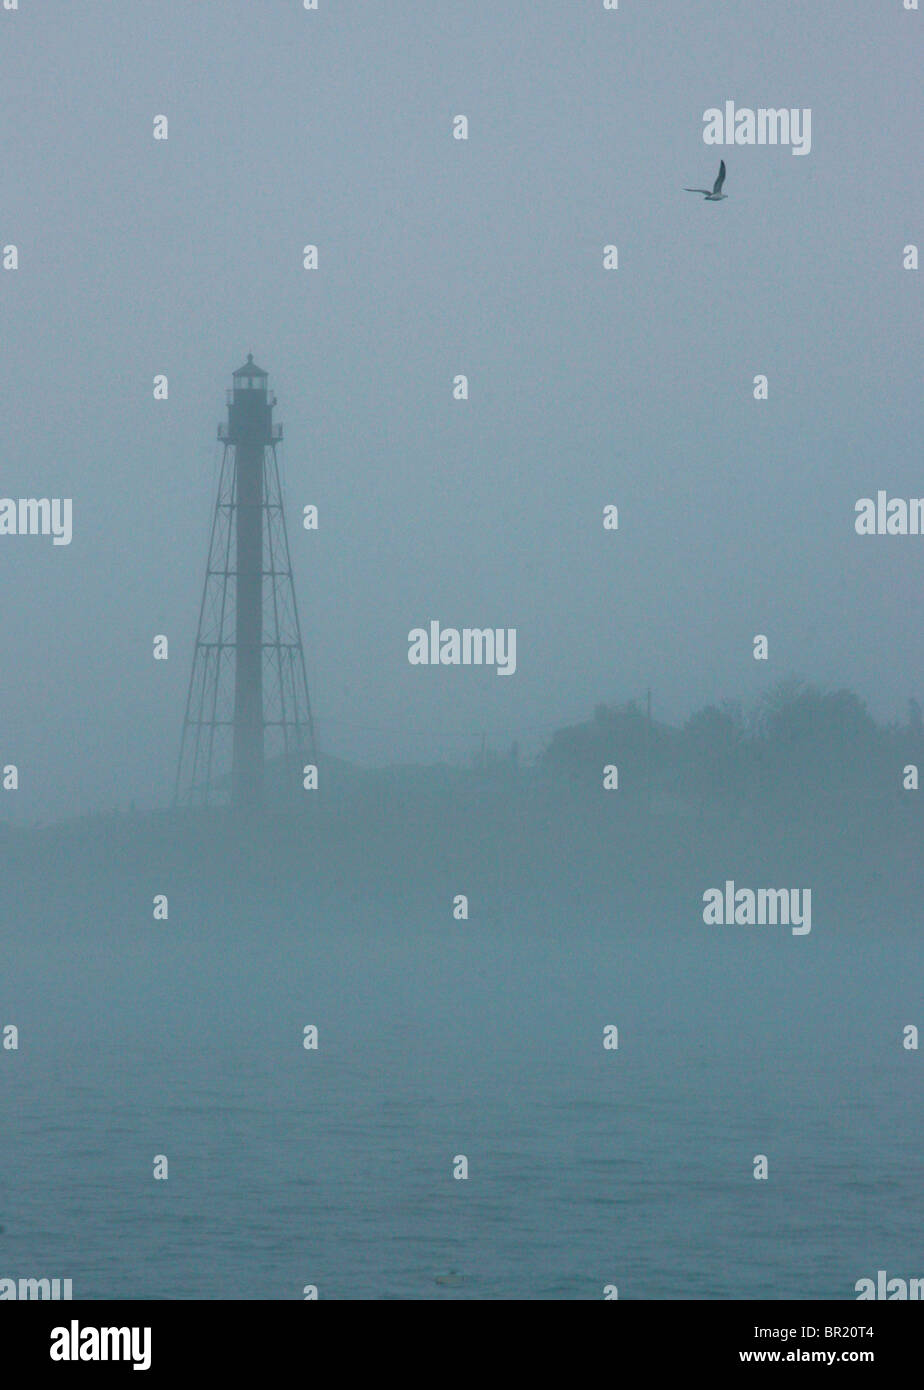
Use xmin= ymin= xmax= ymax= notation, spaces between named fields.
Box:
xmin=685 ymin=159 xmax=727 ymax=200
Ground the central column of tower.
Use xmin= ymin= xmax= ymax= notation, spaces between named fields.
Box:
xmin=229 ymin=359 xmax=269 ymax=809
xmin=233 ymin=429 xmax=264 ymax=807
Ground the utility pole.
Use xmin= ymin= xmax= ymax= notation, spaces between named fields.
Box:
xmin=645 ymin=686 xmax=652 ymax=814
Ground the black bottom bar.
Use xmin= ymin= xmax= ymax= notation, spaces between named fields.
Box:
xmin=4 ymin=1300 xmax=917 ymax=1378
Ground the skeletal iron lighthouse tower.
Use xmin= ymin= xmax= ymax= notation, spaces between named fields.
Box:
xmin=175 ymin=355 xmax=315 ymax=808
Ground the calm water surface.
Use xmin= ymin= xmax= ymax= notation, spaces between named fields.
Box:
xmin=1 ymin=910 xmax=920 ymax=1299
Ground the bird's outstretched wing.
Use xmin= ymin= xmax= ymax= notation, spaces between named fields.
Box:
xmin=684 ymin=188 xmax=710 ymax=194
xmin=712 ymin=159 xmax=726 ymax=194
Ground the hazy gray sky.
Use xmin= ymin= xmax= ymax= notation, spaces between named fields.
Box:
xmin=1 ymin=0 xmax=921 ymax=822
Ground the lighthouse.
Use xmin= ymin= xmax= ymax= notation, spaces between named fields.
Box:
xmin=175 ymin=356 xmax=315 ymax=808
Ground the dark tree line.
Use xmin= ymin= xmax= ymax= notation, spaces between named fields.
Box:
xmin=541 ymin=681 xmax=924 ymax=808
